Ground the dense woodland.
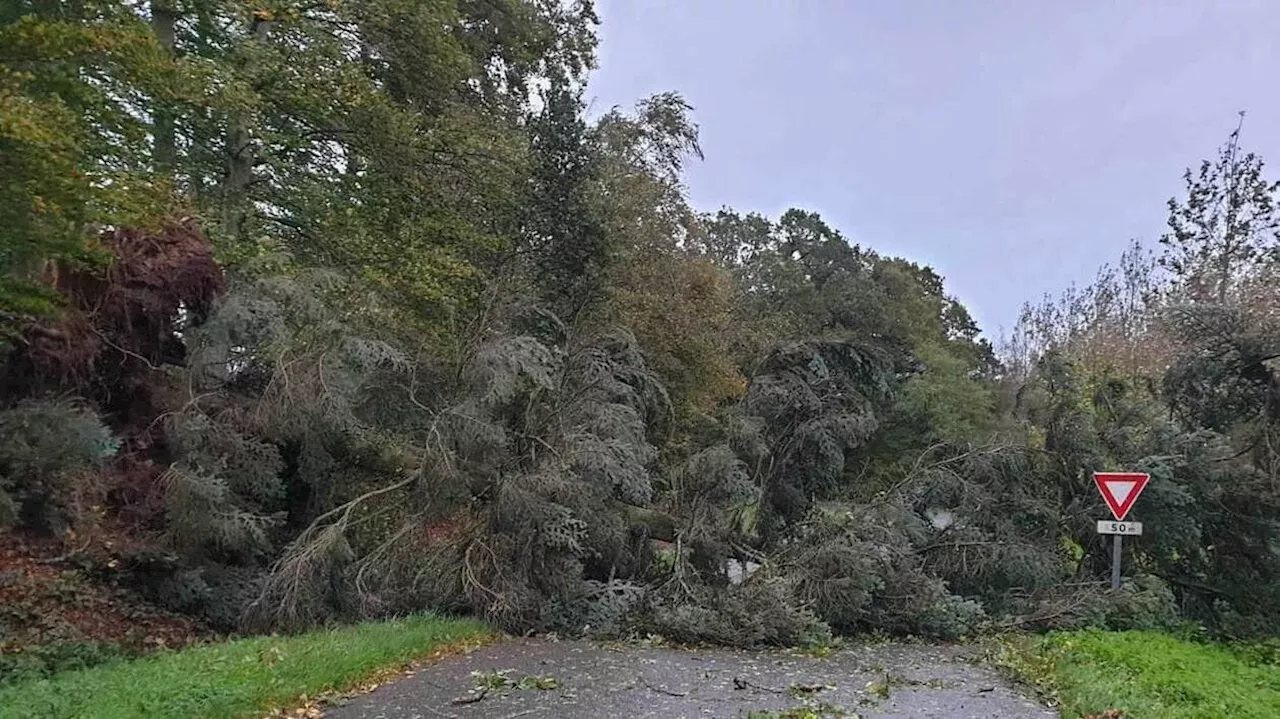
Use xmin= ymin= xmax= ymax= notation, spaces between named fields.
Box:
xmin=3 ymin=0 xmax=1279 ymax=670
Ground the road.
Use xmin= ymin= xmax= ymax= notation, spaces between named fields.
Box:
xmin=323 ymin=637 xmax=1055 ymax=718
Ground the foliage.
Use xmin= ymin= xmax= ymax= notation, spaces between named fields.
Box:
xmin=781 ymin=503 xmax=986 ymax=639
xmin=1006 ymin=240 xmax=1166 ymax=380
xmin=0 ymin=613 xmax=491 ymax=719
xmin=525 ymin=77 xmax=610 ymax=314
xmin=1159 ymin=114 xmax=1280 ymax=303
xmin=999 ymin=630 xmax=1280 ymax=719
xmin=996 ymin=575 xmax=1182 ymax=635
xmin=0 ymin=1 xmax=204 ymax=339
xmin=599 ymin=94 xmax=742 ymax=420
xmin=0 ymin=640 xmax=125 ymax=687
xmin=747 ymin=340 xmax=893 ymax=534
xmin=5 ymin=0 xmax=1280 ymax=668
xmin=238 ymin=316 xmax=671 ymax=634
xmin=0 ymin=400 xmax=117 ymax=533
xmin=642 ymin=574 xmax=833 ymax=648
xmin=4 ymin=218 xmax=224 ymax=409
xmin=1079 ymin=576 xmax=1181 ymax=632
xmin=906 ymin=445 xmax=1069 ymax=609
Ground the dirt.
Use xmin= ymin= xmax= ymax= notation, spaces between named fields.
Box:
xmin=0 ymin=531 xmax=208 ymax=656
xmin=322 ymin=637 xmax=1054 ymax=719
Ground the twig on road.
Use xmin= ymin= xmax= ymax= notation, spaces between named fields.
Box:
xmin=732 ymin=676 xmax=784 ymax=694
xmin=640 ymin=677 xmax=689 ymax=697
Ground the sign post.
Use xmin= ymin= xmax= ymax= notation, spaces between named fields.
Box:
xmin=1093 ymin=472 xmax=1150 ymax=590
xmin=1112 ymin=530 xmax=1122 ymax=591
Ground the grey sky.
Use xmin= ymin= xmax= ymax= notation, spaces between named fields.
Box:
xmin=586 ymin=0 xmax=1280 ymax=338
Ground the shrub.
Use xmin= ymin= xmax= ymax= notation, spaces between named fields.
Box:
xmin=1212 ymin=593 xmax=1280 ymax=641
xmin=0 ymin=400 xmax=118 ymax=533
xmin=1067 ymin=574 xmax=1181 ymax=632
xmin=783 ymin=504 xmax=986 ymax=639
xmin=1009 ymin=574 xmax=1182 ymax=633
xmin=642 ymin=576 xmax=833 ymax=648
xmin=0 ymin=640 xmax=126 ymax=685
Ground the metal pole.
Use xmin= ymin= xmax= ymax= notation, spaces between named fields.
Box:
xmin=1111 ymin=534 xmax=1123 ymax=590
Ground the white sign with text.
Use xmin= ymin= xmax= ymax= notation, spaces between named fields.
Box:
xmin=1096 ymin=520 xmax=1143 ymax=536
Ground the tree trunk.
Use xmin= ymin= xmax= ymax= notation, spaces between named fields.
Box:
xmin=221 ymin=17 xmax=272 ymax=243
xmin=151 ymin=1 xmax=178 ymax=174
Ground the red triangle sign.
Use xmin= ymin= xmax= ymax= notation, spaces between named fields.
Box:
xmin=1094 ymin=472 xmax=1150 ymax=521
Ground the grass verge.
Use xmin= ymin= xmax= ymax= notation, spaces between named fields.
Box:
xmin=0 ymin=613 xmax=493 ymax=719
xmin=995 ymin=629 xmax=1280 ymax=718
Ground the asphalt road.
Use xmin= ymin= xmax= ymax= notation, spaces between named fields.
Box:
xmin=323 ymin=637 xmax=1056 ymax=718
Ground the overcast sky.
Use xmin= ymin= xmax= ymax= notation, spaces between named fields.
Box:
xmin=585 ymin=0 xmax=1280 ymax=338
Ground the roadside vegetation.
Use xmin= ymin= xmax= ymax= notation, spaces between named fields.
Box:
xmin=0 ymin=613 xmax=490 ymax=719
xmin=999 ymin=630 xmax=1280 ymax=719
xmin=2 ymin=4 xmax=1278 ymax=716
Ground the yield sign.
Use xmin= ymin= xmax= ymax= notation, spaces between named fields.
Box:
xmin=1094 ymin=472 xmax=1150 ymax=521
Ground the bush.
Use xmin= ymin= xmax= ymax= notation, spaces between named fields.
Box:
xmin=1008 ymin=574 xmax=1182 ymax=633
xmin=1083 ymin=575 xmax=1180 ymax=631
xmin=0 ymin=640 xmax=126 ymax=686
xmin=135 ymin=559 xmax=267 ymax=633
xmin=1212 ymin=591 xmax=1280 ymax=641
xmin=1230 ymin=637 xmax=1280 ymax=667
xmin=0 ymin=400 xmax=118 ymax=533
xmin=642 ymin=576 xmax=833 ymax=648
xmin=783 ymin=505 xmax=986 ymax=639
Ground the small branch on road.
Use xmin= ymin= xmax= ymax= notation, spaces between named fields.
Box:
xmin=641 ymin=677 xmax=689 ymax=697
xmin=733 ymin=676 xmax=784 ymax=694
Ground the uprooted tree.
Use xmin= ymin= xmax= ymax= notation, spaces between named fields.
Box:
xmin=4 ymin=3 xmax=1280 ymax=679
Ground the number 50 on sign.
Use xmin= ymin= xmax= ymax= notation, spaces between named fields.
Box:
xmin=1096 ymin=520 xmax=1143 ymax=535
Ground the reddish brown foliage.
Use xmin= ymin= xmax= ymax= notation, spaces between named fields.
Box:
xmin=424 ymin=513 xmax=471 ymax=543
xmin=4 ymin=216 xmax=226 ymax=532
xmin=17 ymin=313 xmax=102 ymax=389
xmin=98 ymin=454 xmax=169 ymax=531
xmin=0 ymin=531 xmax=211 ymax=657
xmin=8 ymin=216 xmax=224 ymax=405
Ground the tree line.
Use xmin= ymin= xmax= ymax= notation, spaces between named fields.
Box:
xmin=2 ymin=2 xmax=1278 ymax=649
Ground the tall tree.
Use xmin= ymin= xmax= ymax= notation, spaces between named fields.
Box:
xmin=1 ymin=0 xmax=199 ymax=340
xmin=1159 ymin=115 xmax=1280 ymax=303
xmin=524 ymin=77 xmax=608 ymax=317
xmin=594 ymin=94 xmax=743 ymax=418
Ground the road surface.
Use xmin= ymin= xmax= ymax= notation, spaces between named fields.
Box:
xmin=323 ymin=637 xmax=1055 ymax=718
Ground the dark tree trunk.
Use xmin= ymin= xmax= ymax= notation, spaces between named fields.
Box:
xmin=221 ymin=17 xmax=273 ymax=243
xmin=151 ymin=1 xmax=178 ymax=173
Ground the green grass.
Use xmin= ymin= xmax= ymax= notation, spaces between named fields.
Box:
xmin=0 ymin=613 xmax=491 ymax=719
xmin=998 ymin=629 xmax=1280 ymax=718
